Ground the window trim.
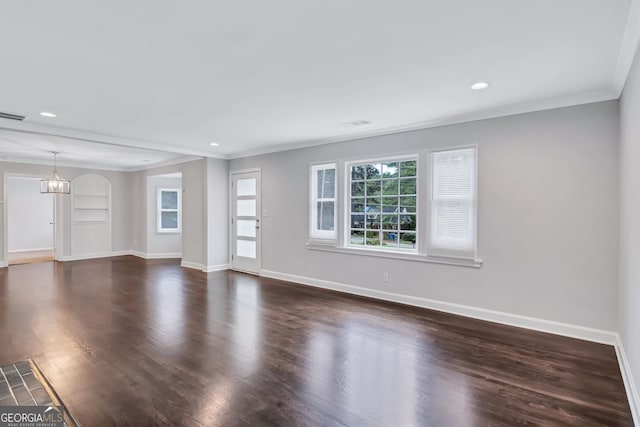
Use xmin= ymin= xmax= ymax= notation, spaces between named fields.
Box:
xmin=306 ymin=242 xmax=482 ymax=268
xmin=157 ymin=188 xmax=181 ymax=234
xmin=309 ymin=163 xmax=337 ymax=241
xmin=426 ymin=145 xmax=478 ymax=260
xmin=344 ymin=155 xmax=420 ymax=254
xmin=305 ymin=146 xmax=481 ymax=268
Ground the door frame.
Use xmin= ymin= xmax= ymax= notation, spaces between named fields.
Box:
xmin=228 ymin=168 xmax=262 ymax=274
xmin=2 ymin=172 xmax=61 ymax=267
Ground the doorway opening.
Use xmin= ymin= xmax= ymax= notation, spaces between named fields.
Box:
xmin=7 ymin=176 xmax=55 ymax=265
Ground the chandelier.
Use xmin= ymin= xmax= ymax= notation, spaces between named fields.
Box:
xmin=40 ymin=151 xmax=70 ymax=194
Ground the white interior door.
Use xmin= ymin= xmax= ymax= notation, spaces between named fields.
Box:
xmin=231 ymin=171 xmax=261 ymax=274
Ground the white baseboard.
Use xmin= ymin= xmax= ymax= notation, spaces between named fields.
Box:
xmin=111 ymin=250 xmax=131 ymax=257
xmin=61 ymin=251 xmax=130 ymax=262
xmin=180 ymin=261 xmax=204 ymax=271
xmin=180 ymin=260 xmax=229 ymax=272
xmin=62 ymin=250 xmax=184 ymax=262
xmin=8 ymin=247 xmax=53 ymax=253
xmin=129 ymin=250 xmax=146 ymax=259
xmin=204 ymin=264 xmax=229 ymax=272
xmin=130 ymin=251 xmax=182 ymax=260
xmin=0 ymin=261 xmax=7 ymax=268
xmin=260 ymin=269 xmax=618 ymax=345
xmin=615 ymin=335 xmax=640 ymax=426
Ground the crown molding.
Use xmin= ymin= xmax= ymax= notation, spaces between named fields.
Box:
xmin=123 ymin=156 xmax=203 ymax=172
xmin=0 ymin=156 xmax=130 ymax=172
xmin=0 ymin=87 xmax=620 ymax=164
xmin=0 ymin=154 xmax=202 ymax=173
xmin=612 ymin=0 xmax=640 ymax=96
xmin=229 ymin=88 xmax=617 ymax=159
xmin=0 ymin=120 xmax=224 ymax=159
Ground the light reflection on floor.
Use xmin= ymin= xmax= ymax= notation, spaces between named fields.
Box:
xmin=232 ymin=281 xmax=262 ymax=378
xmin=305 ymin=312 xmax=474 ymax=426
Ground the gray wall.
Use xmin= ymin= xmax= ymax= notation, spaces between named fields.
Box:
xmin=620 ymin=45 xmax=640 ymax=404
xmin=205 ymin=158 xmax=229 ymax=268
xmin=146 ymin=175 xmax=182 ymax=255
xmin=230 ymin=101 xmax=620 ymax=331
xmin=0 ymin=162 xmax=132 ymax=263
xmin=180 ymin=160 xmax=206 ymax=266
xmin=130 ymin=159 xmax=217 ymax=268
xmin=130 ymin=170 xmax=145 ymax=253
xmin=7 ymin=177 xmax=53 ymax=252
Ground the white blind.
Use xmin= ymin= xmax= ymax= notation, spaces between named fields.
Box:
xmin=429 ymin=147 xmax=476 ymax=257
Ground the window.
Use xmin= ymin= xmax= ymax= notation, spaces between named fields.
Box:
xmin=307 ymin=147 xmax=479 ymax=266
xmin=157 ymin=188 xmax=181 ymax=233
xmin=428 ymin=147 xmax=477 ymax=258
xmin=310 ymin=164 xmax=336 ymax=240
xmin=347 ymin=159 xmax=417 ymax=251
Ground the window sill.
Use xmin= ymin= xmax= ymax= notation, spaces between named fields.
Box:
xmin=307 ymin=238 xmax=338 ymax=246
xmin=305 ymin=243 xmax=483 ymax=268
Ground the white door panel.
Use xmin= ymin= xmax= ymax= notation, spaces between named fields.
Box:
xmin=231 ymin=172 xmax=261 ymax=273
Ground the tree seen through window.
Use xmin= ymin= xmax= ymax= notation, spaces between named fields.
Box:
xmin=349 ymin=160 xmax=417 ymax=249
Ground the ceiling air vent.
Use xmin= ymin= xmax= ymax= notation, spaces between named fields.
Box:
xmin=0 ymin=111 xmax=26 ymax=121
xmin=342 ymin=120 xmax=371 ymax=127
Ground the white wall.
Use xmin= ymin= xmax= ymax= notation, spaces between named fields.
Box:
xmin=619 ymin=43 xmax=640 ymax=417
xmin=230 ymin=101 xmax=620 ymax=331
xmin=146 ymin=175 xmax=182 ymax=255
xmin=7 ymin=177 xmax=53 ymax=252
xmin=1 ymin=162 xmax=132 ymax=264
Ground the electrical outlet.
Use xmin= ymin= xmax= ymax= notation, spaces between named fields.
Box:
xmin=383 ymin=272 xmax=389 ymax=282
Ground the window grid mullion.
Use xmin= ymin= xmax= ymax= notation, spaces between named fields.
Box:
xmin=347 ymin=160 xmax=417 ymax=251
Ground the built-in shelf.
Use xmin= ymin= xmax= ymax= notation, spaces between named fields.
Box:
xmin=73 ymin=193 xmax=110 ymax=223
xmin=71 ymin=174 xmax=113 ymax=257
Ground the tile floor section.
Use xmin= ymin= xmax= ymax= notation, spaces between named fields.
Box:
xmin=0 ymin=361 xmax=54 ymax=406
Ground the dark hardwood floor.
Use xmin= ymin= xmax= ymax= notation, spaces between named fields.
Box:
xmin=0 ymin=256 xmax=632 ymax=426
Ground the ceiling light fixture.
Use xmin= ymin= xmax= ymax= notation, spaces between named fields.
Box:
xmin=209 ymin=142 xmax=219 ymax=147
xmin=40 ymin=151 xmax=70 ymax=194
xmin=40 ymin=112 xmax=57 ymax=118
xmin=470 ymin=82 xmax=489 ymax=90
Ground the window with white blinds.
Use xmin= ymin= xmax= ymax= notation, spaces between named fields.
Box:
xmin=429 ymin=147 xmax=477 ymax=258
xmin=310 ymin=163 xmax=337 ymax=240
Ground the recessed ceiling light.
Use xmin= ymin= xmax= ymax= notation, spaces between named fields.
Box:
xmin=209 ymin=142 xmax=219 ymax=147
xmin=470 ymin=82 xmax=489 ymax=91
xmin=40 ymin=112 xmax=57 ymax=118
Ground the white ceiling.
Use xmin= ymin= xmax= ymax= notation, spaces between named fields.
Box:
xmin=0 ymin=0 xmax=637 ymax=165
